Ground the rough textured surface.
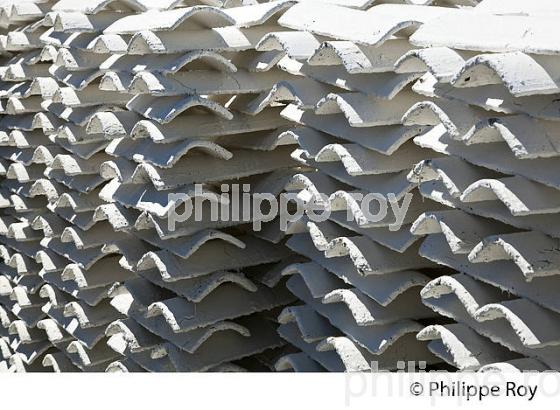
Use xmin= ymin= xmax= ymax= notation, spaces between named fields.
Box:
xmin=0 ymin=0 xmax=299 ymax=373
xmin=2 ymin=0 xmax=560 ymax=374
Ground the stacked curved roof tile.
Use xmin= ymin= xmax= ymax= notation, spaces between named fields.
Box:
xmin=259 ymin=1 xmax=469 ymax=372
xmin=0 ymin=0 xmax=302 ymax=373
xmin=0 ymin=0 xmax=68 ymax=373
xmin=2 ymin=0 xmax=560 ymax=374
xmin=401 ymin=0 xmax=560 ymax=371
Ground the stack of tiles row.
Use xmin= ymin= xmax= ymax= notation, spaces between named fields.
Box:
xmin=0 ymin=0 xmax=69 ymax=373
xmin=4 ymin=0 xmax=560 ymax=375
xmin=93 ymin=0 xmax=301 ymax=372
xmin=252 ymin=1 xmax=481 ymax=373
xmin=0 ymin=0 xmax=303 ymax=373
xmin=396 ymin=0 xmax=560 ymax=372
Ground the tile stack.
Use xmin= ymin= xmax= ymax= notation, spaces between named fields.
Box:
xmin=3 ymin=0 xmax=560 ymax=374
xmin=0 ymin=0 xmax=64 ymax=373
xmin=0 ymin=0 xmax=303 ymax=373
xmin=256 ymin=1 xmax=469 ymax=372
xmin=100 ymin=0 xmax=308 ymax=372
xmin=47 ymin=0 xmax=301 ymax=372
xmin=399 ymin=0 xmax=560 ymax=371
